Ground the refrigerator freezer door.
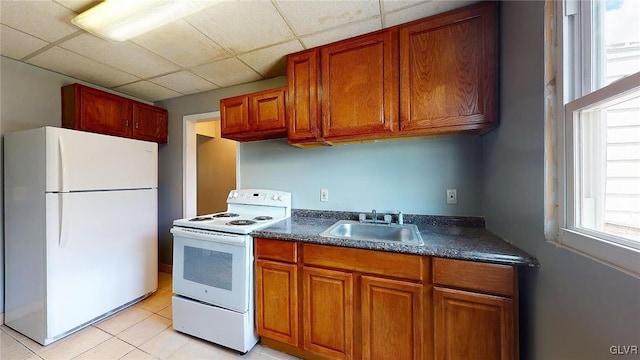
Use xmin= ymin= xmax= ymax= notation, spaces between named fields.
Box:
xmin=44 ymin=127 xmax=157 ymax=192
xmin=44 ymin=189 xmax=158 ymax=341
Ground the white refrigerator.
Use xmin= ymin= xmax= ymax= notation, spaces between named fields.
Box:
xmin=4 ymin=126 xmax=158 ymax=345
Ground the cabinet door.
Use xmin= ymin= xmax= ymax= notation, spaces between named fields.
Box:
xmin=251 ymin=88 xmax=287 ymax=132
xmin=132 ymin=102 xmax=168 ymax=143
xmin=220 ymin=96 xmax=250 ymax=136
xmin=303 ymin=267 xmax=354 ymax=360
xmin=399 ymin=2 xmax=497 ymax=132
xmin=78 ymin=86 xmax=132 ymax=137
xmin=286 ymin=49 xmax=321 ymax=143
xmin=255 ymin=260 xmax=299 ymax=346
xmin=361 ymin=276 xmax=423 ymax=360
xmin=434 ymin=287 xmax=514 ymax=360
xmin=321 ymin=29 xmax=398 ymax=140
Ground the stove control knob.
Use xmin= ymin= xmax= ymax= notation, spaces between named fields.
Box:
xmin=232 ymin=192 xmax=239 ymax=198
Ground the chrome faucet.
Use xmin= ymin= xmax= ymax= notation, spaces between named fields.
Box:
xmin=359 ymin=209 xmax=392 ymax=224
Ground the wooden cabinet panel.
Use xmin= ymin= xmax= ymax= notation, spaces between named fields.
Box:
xmin=255 ymin=238 xmax=297 ymax=263
xmin=256 ymin=259 xmax=299 ymax=346
xmin=433 ymin=257 xmax=515 ymax=297
xmin=287 ymin=49 xmax=321 ymax=143
xmin=303 ymin=243 xmax=425 ymax=281
xmin=361 ymin=276 xmax=423 ymax=360
xmin=220 ymin=87 xmax=287 ymax=141
xmin=220 ymin=96 xmax=250 ymax=135
xmin=132 ymin=102 xmax=168 ymax=143
xmin=61 ymin=83 xmax=168 ymax=143
xmin=399 ymin=2 xmax=497 ymax=133
xmin=252 ymin=88 xmax=286 ymax=132
xmin=434 ymin=287 xmax=514 ymax=360
xmin=63 ymin=84 xmax=132 ymax=138
xmin=303 ymin=266 xmax=354 ymax=360
xmin=321 ymin=29 xmax=398 ymax=140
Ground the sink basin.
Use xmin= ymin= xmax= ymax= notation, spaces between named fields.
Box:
xmin=319 ymin=220 xmax=424 ymax=245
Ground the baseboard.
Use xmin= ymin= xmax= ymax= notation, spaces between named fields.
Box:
xmin=158 ymin=263 xmax=172 ymax=274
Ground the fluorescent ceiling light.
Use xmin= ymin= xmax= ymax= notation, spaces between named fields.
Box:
xmin=72 ymin=0 xmax=219 ymax=42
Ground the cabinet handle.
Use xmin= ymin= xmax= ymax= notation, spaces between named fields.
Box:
xmin=135 ymin=121 xmax=139 ymax=129
xmin=125 ymin=119 xmax=129 ymax=127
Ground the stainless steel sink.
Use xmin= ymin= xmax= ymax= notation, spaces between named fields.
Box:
xmin=319 ymin=220 xmax=424 ymax=245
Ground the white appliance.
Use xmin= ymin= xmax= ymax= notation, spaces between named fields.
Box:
xmin=3 ymin=126 xmax=158 ymax=345
xmin=171 ymin=189 xmax=291 ymax=353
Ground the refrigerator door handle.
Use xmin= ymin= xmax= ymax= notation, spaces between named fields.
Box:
xmin=59 ymin=195 xmax=70 ymax=248
xmin=59 ymin=136 xmax=70 ymax=193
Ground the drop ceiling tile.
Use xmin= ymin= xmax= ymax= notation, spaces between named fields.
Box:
xmin=114 ymin=81 xmax=182 ymax=102
xmin=275 ymin=0 xmax=380 ymax=36
xmin=59 ymin=33 xmax=181 ymax=79
xmin=186 ymin=1 xmax=294 ymax=54
xmin=1 ymin=25 xmax=49 ymax=60
xmin=239 ymin=40 xmax=304 ymax=78
xmin=149 ymin=71 xmax=219 ymax=95
xmin=381 ymin=0 xmax=431 ymax=14
xmin=132 ymin=19 xmax=230 ymax=68
xmin=0 ymin=0 xmax=80 ymax=42
xmin=191 ymin=58 xmax=262 ymax=88
xmin=300 ymin=18 xmax=382 ymax=49
xmin=54 ymin=0 xmax=99 ymax=13
xmin=384 ymin=0 xmax=478 ymax=27
xmin=27 ymin=46 xmax=139 ymax=87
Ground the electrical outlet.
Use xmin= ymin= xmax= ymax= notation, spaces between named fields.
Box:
xmin=446 ymin=189 xmax=457 ymax=205
xmin=320 ymin=189 xmax=329 ymax=202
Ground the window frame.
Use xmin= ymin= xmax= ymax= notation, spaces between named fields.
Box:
xmin=556 ymin=0 xmax=640 ymax=278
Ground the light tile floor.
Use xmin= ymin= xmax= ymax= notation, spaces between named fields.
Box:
xmin=0 ymin=273 xmax=299 ymax=360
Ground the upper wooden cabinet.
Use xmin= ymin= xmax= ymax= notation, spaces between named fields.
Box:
xmin=286 ymin=49 xmax=321 ymax=144
xmin=286 ymin=1 xmax=498 ymax=147
xmin=61 ymin=83 xmax=168 ymax=143
xmin=399 ymin=1 xmax=497 ymax=134
xmin=132 ymin=102 xmax=169 ymax=143
xmin=287 ymin=29 xmax=398 ymax=146
xmin=320 ymin=29 xmax=398 ymax=141
xmin=220 ymin=87 xmax=287 ymax=142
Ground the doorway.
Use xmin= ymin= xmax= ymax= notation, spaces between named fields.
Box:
xmin=183 ymin=112 xmax=239 ymax=218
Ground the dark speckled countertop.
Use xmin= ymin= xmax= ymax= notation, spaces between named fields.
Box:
xmin=252 ymin=210 xmax=539 ymax=267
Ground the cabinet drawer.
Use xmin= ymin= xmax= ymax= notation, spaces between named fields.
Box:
xmin=433 ymin=258 xmax=515 ymax=297
xmin=303 ymin=244 xmax=426 ymax=281
xmin=255 ymin=238 xmax=298 ymax=263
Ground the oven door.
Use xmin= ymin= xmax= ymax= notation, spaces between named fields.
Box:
xmin=171 ymin=227 xmax=250 ymax=313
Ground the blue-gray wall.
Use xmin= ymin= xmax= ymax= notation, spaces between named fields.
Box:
xmin=482 ymin=2 xmax=640 ymax=359
xmin=239 ymin=137 xmax=482 ymax=215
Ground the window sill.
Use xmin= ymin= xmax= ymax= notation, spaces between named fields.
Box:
xmin=554 ymin=229 xmax=640 ymax=279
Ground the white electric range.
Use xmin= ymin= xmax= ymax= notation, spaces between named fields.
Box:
xmin=170 ymin=189 xmax=291 ymax=353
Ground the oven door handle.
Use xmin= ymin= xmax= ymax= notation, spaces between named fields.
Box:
xmin=170 ymin=227 xmax=247 ymax=246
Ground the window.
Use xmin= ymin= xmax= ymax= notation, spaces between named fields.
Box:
xmin=558 ymin=0 xmax=640 ymax=277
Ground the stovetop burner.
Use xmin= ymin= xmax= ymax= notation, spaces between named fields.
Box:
xmin=227 ymin=220 xmax=257 ymax=226
xmin=253 ymin=216 xmax=273 ymax=221
xmin=211 ymin=213 xmax=239 ymax=218
xmin=189 ymin=216 xmax=212 ymax=222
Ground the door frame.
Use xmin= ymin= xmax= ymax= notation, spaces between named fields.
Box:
xmin=182 ymin=111 xmax=240 ymax=218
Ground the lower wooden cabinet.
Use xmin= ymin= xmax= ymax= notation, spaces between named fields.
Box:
xmin=255 ymin=238 xmax=518 ymax=360
xmin=303 ymin=267 xmax=354 ymax=360
xmin=434 ymin=287 xmax=514 ymax=360
xmin=255 ymin=259 xmax=298 ymax=346
xmin=361 ymin=276 xmax=423 ymax=360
